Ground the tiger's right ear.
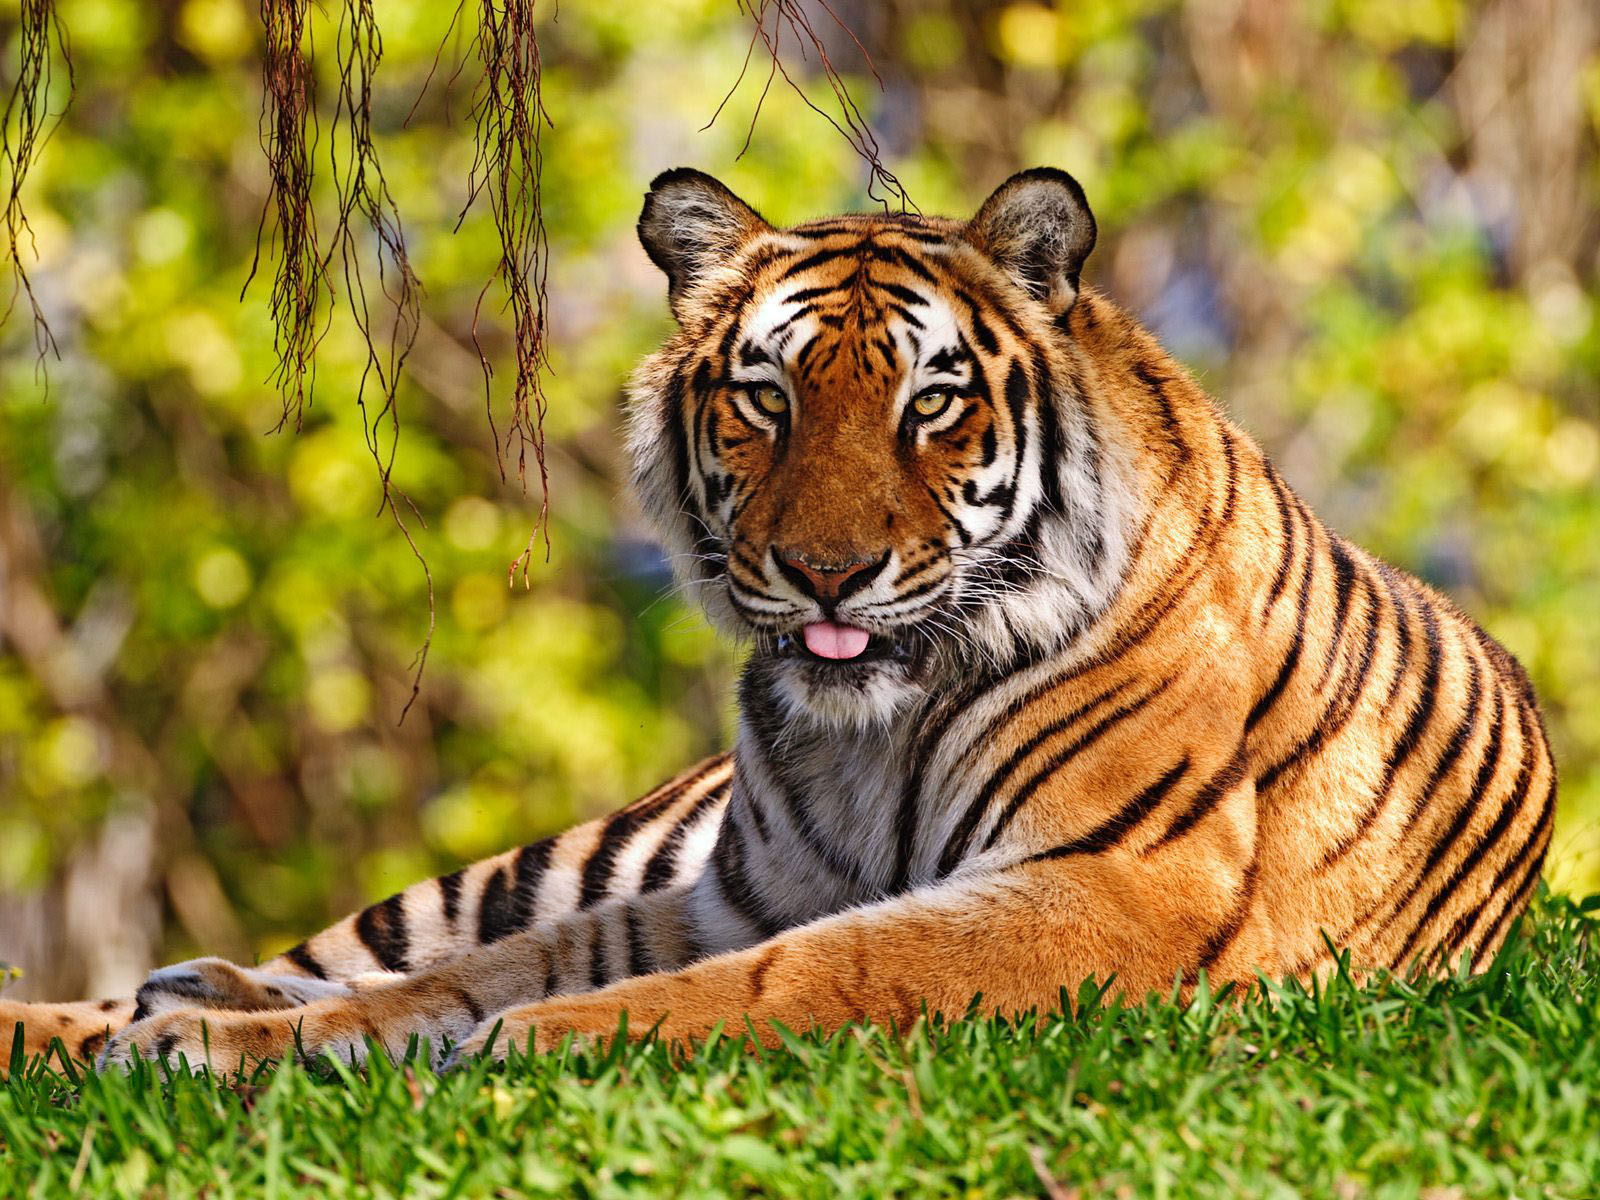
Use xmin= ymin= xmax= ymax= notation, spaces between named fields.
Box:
xmin=638 ymin=169 xmax=771 ymax=314
xmin=965 ymin=168 xmax=1096 ymax=314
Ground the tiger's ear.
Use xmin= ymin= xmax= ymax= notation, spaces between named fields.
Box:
xmin=965 ymin=168 xmax=1097 ymax=313
xmin=638 ymin=168 xmax=772 ymax=314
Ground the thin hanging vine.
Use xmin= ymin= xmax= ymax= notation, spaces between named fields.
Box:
xmin=1 ymin=0 xmax=73 ymax=366
xmin=248 ymin=0 xmax=324 ymax=431
xmin=721 ymin=0 xmax=910 ymax=210
xmin=328 ymin=0 xmax=431 ymax=719
xmin=459 ymin=0 xmax=553 ymax=587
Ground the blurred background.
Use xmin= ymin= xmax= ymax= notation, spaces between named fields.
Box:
xmin=0 ymin=0 xmax=1595 ymax=1001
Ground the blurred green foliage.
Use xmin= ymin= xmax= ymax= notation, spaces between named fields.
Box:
xmin=0 ymin=0 xmax=1595 ymax=997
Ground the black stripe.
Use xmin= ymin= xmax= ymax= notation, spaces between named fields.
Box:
xmin=1028 ymin=757 xmax=1191 ymax=861
xmin=1260 ymin=464 xmax=1297 ymax=622
xmin=355 ymin=893 xmax=410 ymax=973
xmin=1379 ymin=596 xmax=1446 ymax=790
xmin=1404 ymin=649 xmax=1486 ymax=825
xmin=543 ymin=949 xmax=560 ymax=999
xmin=1195 ymin=855 xmax=1260 ymax=974
xmin=887 ymin=667 xmax=1021 ymax=892
xmin=1003 ymin=361 xmax=1033 ymax=509
xmin=1412 ymin=682 xmax=1508 ymax=888
xmin=1363 ymin=676 xmax=1504 ymax=957
xmin=881 ymin=572 xmax=948 ymax=605
xmin=641 ymin=773 xmax=732 ymax=893
xmin=1246 ymin=501 xmax=1317 ymax=731
xmin=780 ymin=283 xmax=844 ymax=305
xmin=874 ymin=243 xmax=941 ymax=284
xmin=1394 ymin=697 xmax=1533 ymax=967
xmin=1031 ymin=354 xmax=1064 ymax=518
xmin=477 ymin=838 xmax=554 ymax=945
xmin=455 ymin=988 xmax=485 ymax=1025
xmin=1462 ymin=764 xmax=1555 ymax=966
xmin=284 ymin=941 xmax=327 ymax=980
xmin=789 ymin=220 xmax=862 ymax=237
xmin=777 ymin=244 xmax=858 ymax=279
xmin=711 ymin=811 xmax=784 ymax=939
xmin=744 ymin=722 xmax=873 ymax=889
xmin=1149 ymin=743 xmax=1249 ymax=850
xmin=954 ymin=290 xmax=999 ymax=354
xmin=1257 ymin=563 xmax=1381 ymax=793
xmin=885 ymin=301 xmax=926 ymax=330
xmin=1130 ymin=359 xmax=1191 ymax=471
xmin=922 ymin=480 xmax=974 ymax=545
xmin=1470 ymin=792 xmax=1554 ymax=969
xmin=625 ymin=906 xmax=654 ymax=978
xmin=1378 ymin=564 xmax=1413 ymax=708
xmin=1314 ymin=537 xmax=1359 ymax=689
xmin=589 ymin=921 xmax=610 ymax=990
xmin=1215 ymin=428 xmax=1240 ymax=527
xmin=871 ymin=278 xmax=928 ymax=308
xmin=1437 ymin=891 xmax=1486 ymax=970
xmin=936 ymin=679 xmax=1135 ymax=875
xmin=438 ymin=870 xmax=464 ymax=926
xmin=1476 ymin=853 xmax=1546 ymax=965
xmin=714 ymin=285 xmax=756 ymax=359
xmin=579 ymin=777 xmax=697 ymax=909
xmin=742 ymin=782 xmax=773 ymax=843
xmin=977 ymin=678 xmax=1176 ymax=857
xmin=941 ymin=647 xmax=1111 ymax=787
xmin=1318 ymin=602 xmax=1462 ymax=872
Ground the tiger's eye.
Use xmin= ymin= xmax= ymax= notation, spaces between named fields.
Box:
xmin=753 ymin=386 xmax=788 ymax=415
xmin=912 ymin=390 xmax=953 ymax=419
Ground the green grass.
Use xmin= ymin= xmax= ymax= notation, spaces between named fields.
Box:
xmin=3 ymin=892 xmax=1597 ymax=1199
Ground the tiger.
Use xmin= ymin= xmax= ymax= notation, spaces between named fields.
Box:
xmin=1 ymin=167 xmax=1556 ymax=1073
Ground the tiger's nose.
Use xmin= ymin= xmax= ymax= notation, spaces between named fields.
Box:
xmin=773 ymin=548 xmax=889 ymax=605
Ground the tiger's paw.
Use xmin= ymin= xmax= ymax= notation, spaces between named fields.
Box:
xmin=100 ymin=991 xmax=478 ymax=1073
xmin=97 ymin=1007 xmax=301 ymax=1073
xmin=444 ymin=1002 xmax=595 ymax=1068
xmin=133 ymin=958 xmax=354 ymax=1020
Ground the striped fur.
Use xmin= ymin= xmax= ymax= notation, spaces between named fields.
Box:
xmin=1 ymin=169 xmax=1554 ymax=1071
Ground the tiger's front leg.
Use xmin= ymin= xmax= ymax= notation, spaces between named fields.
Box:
xmin=455 ymin=844 xmax=1263 ymax=1062
xmin=99 ymin=884 xmax=707 ymax=1070
xmin=127 ymin=755 xmax=731 ymax=1028
xmin=3 ymin=757 xmax=731 ymax=1071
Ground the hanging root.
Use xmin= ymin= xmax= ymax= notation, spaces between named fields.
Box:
xmin=331 ymin=0 xmax=422 ymax=470
xmin=719 ymin=0 xmax=911 ymax=211
xmin=249 ymin=0 xmax=324 ymax=431
xmin=250 ymin=0 xmax=433 ymax=718
xmin=329 ymin=0 xmax=431 ymax=720
xmin=1 ymin=0 xmax=73 ymax=366
xmin=453 ymin=0 xmax=553 ymax=585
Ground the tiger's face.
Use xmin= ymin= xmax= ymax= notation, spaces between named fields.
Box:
xmin=629 ymin=169 xmax=1133 ymax=724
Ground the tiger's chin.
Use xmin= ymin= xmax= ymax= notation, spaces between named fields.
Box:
xmin=763 ymin=626 xmax=935 ymax=727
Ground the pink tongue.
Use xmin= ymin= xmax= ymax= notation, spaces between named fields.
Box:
xmin=802 ymin=621 xmax=872 ymax=661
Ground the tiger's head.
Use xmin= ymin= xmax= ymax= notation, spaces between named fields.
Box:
xmin=628 ymin=168 xmax=1138 ymax=725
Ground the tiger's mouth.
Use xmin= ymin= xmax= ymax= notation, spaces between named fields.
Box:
xmin=773 ymin=621 xmax=924 ymax=668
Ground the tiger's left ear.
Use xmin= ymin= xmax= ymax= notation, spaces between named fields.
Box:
xmin=965 ymin=168 xmax=1097 ymax=314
